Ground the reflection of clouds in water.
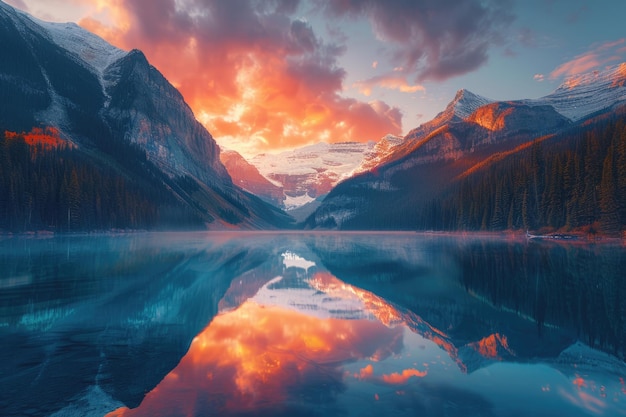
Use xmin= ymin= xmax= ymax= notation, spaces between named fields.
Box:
xmin=355 ymin=363 xmax=428 ymax=385
xmin=6 ymin=232 xmax=623 ymax=417
xmin=106 ymin=301 xmax=403 ymax=416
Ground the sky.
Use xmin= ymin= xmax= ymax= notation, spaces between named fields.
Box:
xmin=6 ymin=0 xmax=626 ymax=158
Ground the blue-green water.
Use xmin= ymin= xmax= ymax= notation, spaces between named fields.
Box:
xmin=1 ymin=232 xmax=625 ymax=416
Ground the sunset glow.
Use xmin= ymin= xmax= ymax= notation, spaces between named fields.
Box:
xmin=468 ymin=333 xmax=514 ymax=360
xmin=4 ymin=127 xmax=68 ymax=149
xmin=105 ymin=301 xmax=404 ymax=416
xmin=10 ymin=0 xmax=626 ymax=157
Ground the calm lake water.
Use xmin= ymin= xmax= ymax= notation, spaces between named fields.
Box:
xmin=1 ymin=232 xmax=625 ymax=417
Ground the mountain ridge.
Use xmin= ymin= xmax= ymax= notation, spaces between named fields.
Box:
xmin=0 ymin=2 xmax=293 ymax=230
xmin=305 ymin=62 xmax=626 ymax=230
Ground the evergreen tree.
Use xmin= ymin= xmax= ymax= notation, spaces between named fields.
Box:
xmin=599 ymin=145 xmax=620 ymax=233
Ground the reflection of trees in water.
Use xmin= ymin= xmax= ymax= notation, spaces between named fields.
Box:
xmin=459 ymin=241 xmax=626 ymax=359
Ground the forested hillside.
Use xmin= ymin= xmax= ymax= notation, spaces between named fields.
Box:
xmin=0 ymin=130 xmax=204 ymax=232
xmin=418 ymin=112 xmax=626 ymax=235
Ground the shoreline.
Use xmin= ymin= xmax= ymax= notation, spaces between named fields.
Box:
xmin=0 ymin=228 xmax=624 ymax=246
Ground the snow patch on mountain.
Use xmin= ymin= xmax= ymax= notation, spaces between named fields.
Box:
xmin=525 ymin=63 xmax=626 ymax=121
xmin=251 ymin=142 xmax=375 ymax=179
xmin=249 ymin=142 xmax=375 ymax=208
xmin=1 ymin=2 xmax=128 ymax=132
xmin=399 ymin=89 xmax=493 ymax=153
xmin=449 ymin=89 xmax=494 ymax=119
xmin=3 ymin=3 xmax=126 ymax=77
xmin=37 ymin=21 xmax=127 ymax=76
xmin=284 ymin=193 xmax=316 ymax=210
xmin=353 ymin=134 xmax=404 ymax=174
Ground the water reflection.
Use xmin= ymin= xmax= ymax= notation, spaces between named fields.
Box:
xmin=457 ymin=239 xmax=626 ymax=357
xmin=106 ymin=300 xmax=404 ymax=416
xmin=0 ymin=232 xmax=625 ymax=416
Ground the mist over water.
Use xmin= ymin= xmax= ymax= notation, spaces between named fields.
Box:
xmin=1 ymin=232 xmax=625 ymax=416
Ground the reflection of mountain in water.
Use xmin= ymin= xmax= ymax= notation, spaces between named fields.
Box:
xmin=0 ymin=233 xmax=277 ymax=416
xmin=2 ymin=232 xmax=626 ymax=416
xmin=308 ymin=233 xmax=626 ymax=366
xmin=457 ymin=239 xmax=626 ymax=360
xmin=106 ymin=234 xmax=626 ymax=416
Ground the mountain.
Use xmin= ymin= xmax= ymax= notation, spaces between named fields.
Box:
xmin=362 ymin=90 xmax=569 ymax=172
xmin=219 ymin=149 xmax=284 ymax=207
xmin=249 ymin=141 xmax=376 ymax=209
xmin=0 ymin=2 xmax=292 ymax=230
xmin=352 ymin=134 xmax=404 ymax=174
xmin=523 ymin=63 xmax=626 ymax=122
xmin=306 ymin=64 xmax=626 ymax=230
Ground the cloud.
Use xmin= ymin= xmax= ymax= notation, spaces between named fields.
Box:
xmin=78 ymin=0 xmax=403 ymax=156
xmin=355 ymin=363 xmax=427 ymax=385
xmin=107 ymin=301 xmax=405 ymax=416
xmin=4 ymin=0 xmax=29 ymax=11
xmin=381 ymin=368 xmax=428 ymax=385
xmin=550 ymin=53 xmax=600 ymax=79
xmin=533 ymin=73 xmax=545 ymax=82
xmin=550 ymin=38 xmax=626 ymax=80
xmin=354 ymin=74 xmax=425 ymax=96
xmin=315 ymin=0 xmax=514 ymax=82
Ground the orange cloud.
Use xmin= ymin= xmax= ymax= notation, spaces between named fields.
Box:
xmin=106 ymin=301 xmax=404 ymax=416
xmin=550 ymin=39 xmax=626 ymax=80
xmin=381 ymin=368 xmax=428 ymax=385
xmin=355 ymin=363 xmax=427 ymax=385
xmin=357 ymin=364 xmax=375 ymax=379
xmin=354 ymin=74 xmax=425 ymax=96
xmin=76 ymin=0 xmax=403 ymax=157
xmin=550 ymin=53 xmax=600 ymax=79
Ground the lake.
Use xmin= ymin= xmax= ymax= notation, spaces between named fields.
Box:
xmin=1 ymin=231 xmax=625 ymax=417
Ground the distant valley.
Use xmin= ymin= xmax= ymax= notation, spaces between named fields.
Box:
xmin=1 ymin=1 xmax=626 ymax=235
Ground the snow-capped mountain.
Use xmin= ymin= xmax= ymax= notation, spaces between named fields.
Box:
xmin=352 ymin=134 xmax=404 ymax=174
xmin=249 ymin=141 xmax=376 ymax=209
xmin=219 ymin=148 xmax=285 ymax=207
xmin=354 ymin=65 xmax=626 ymax=175
xmin=36 ymin=19 xmax=127 ymax=80
xmin=0 ymin=1 xmax=226 ymax=181
xmin=305 ymin=63 xmax=626 ymax=229
xmin=408 ymin=89 xmax=494 ymax=139
xmin=0 ymin=2 xmax=292 ymax=229
xmin=524 ymin=62 xmax=626 ymax=122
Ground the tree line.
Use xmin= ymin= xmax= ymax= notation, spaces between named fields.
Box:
xmin=0 ymin=131 xmax=202 ymax=232
xmin=459 ymin=240 xmax=626 ymax=359
xmin=417 ymin=114 xmax=626 ymax=235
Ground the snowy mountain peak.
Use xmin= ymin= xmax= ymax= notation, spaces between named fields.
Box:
xmin=448 ymin=89 xmax=494 ymax=120
xmin=0 ymin=2 xmax=127 ymax=76
xmin=379 ymin=134 xmax=404 ymax=147
xmin=37 ymin=20 xmax=127 ymax=75
xmin=555 ymin=62 xmax=626 ymax=92
xmin=527 ymin=62 xmax=626 ymax=122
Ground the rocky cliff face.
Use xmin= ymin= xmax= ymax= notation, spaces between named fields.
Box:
xmin=220 ymin=149 xmax=284 ymax=207
xmin=0 ymin=2 xmax=292 ymax=229
xmin=103 ymin=49 xmax=230 ymax=185
xmin=305 ymin=65 xmax=625 ymax=229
